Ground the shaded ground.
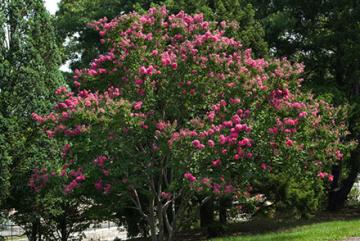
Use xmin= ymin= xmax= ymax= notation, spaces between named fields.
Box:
xmin=3 ymin=207 xmax=360 ymax=240
xmin=172 ymin=206 xmax=360 ymax=241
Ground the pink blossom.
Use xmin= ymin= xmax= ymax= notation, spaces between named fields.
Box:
xmin=235 ymin=124 xmax=248 ymax=132
xmin=328 ymin=175 xmax=334 ymax=182
xmin=76 ymin=175 xmax=86 ymax=182
xmin=135 ymin=79 xmax=144 ymax=85
xmin=207 ymin=111 xmax=216 ymax=122
xmin=268 ymin=127 xmax=278 ymax=134
xmin=161 ymin=192 xmax=172 ymax=200
xmin=139 ymin=65 xmax=155 ymax=75
xmin=104 ymin=184 xmax=112 ymax=194
xmin=238 ymin=138 xmax=252 ymax=147
xmin=73 ymin=81 xmax=81 ymax=87
xmin=224 ymin=185 xmax=234 ymax=194
xmin=299 ymin=111 xmax=308 ymax=118
xmin=62 ymin=144 xmax=71 ymax=158
xmin=230 ymin=98 xmax=241 ymax=104
xmin=64 ymin=180 xmax=78 ymax=193
xmin=212 ymin=183 xmax=221 ymax=194
xmin=61 ymin=112 xmax=70 ymax=120
xmin=46 ymin=130 xmax=55 ymax=138
xmin=184 ymin=172 xmax=196 ymax=182
xmin=94 ymin=156 xmax=108 ymax=168
xmin=193 ymin=13 xmax=204 ymax=23
xmin=212 ymin=159 xmax=221 ymax=167
xmin=201 ymin=178 xmax=211 ymax=186
xmin=84 ymin=100 xmax=92 ymax=107
xmin=223 ymin=121 xmax=233 ymax=128
xmin=261 ymin=163 xmax=267 ymax=170
xmin=95 ymin=179 xmax=103 ymax=191
xmin=208 ymin=139 xmax=215 ymax=148
xmin=336 ymin=150 xmax=343 ymax=160
xmin=88 ymin=69 xmax=97 ymax=76
xmin=283 ymin=118 xmax=298 ymax=126
xmin=318 ymin=172 xmax=327 ymax=179
xmin=156 ymin=121 xmax=167 ymax=131
xmin=219 ymin=135 xmax=227 ymax=145
xmin=32 ymin=113 xmax=45 ymax=124
xmin=290 ymin=102 xmax=306 ymax=109
xmin=232 ymin=115 xmax=241 ymax=124
xmin=192 ymin=140 xmax=205 ymax=149
xmin=285 ymin=138 xmax=293 ymax=147
xmin=55 ymin=86 xmax=68 ymax=95
xmin=133 ymin=101 xmax=143 ymax=110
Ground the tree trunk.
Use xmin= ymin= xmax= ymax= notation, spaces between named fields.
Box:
xmin=157 ymin=203 xmax=164 ymax=241
xmin=60 ymin=214 xmax=68 ymax=241
xmin=27 ymin=218 xmax=40 ymax=241
xmin=200 ymin=197 xmax=214 ymax=230
xmin=328 ymin=146 xmax=360 ymax=210
xmin=148 ymin=198 xmax=157 ymax=241
xmin=219 ymin=197 xmax=231 ymax=224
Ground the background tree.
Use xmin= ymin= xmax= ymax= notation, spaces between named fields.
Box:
xmin=0 ymin=1 xmax=89 ymax=240
xmin=248 ymin=0 xmax=360 ymax=210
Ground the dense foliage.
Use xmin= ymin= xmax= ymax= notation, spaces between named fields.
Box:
xmin=248 ymin=0 xmax=360 ymax=210
xmin=0 ymin=1 xmax=91 ymax=240
xmin=0 ymin=0 xmax=62 ymax=203
xmin=33 ymin=7 xmax=354 ymax=241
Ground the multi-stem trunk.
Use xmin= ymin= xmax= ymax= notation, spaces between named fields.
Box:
xmin=148 ymin=197 xmax=157 ymax=241
xmin=157 ymin=202 xmax=164 ymax=241
xmin=27 ymin=218 xmax=41 ymax=241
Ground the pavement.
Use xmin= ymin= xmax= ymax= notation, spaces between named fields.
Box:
xmin=1 ymin=225 xmax=128 ymax=241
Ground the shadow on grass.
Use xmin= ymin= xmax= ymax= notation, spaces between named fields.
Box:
xmin=226 ymin=206 xmax=360 ymax=236
xmin=129 ymin=206 xmax=360 ymax=241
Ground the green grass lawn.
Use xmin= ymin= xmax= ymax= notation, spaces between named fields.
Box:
xmin=212 ymin=219 xmax=360 ymax=241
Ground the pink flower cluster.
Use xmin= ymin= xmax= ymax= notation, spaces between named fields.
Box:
xmin=64 ymin=168 xmax=86 ymax=193
xmin=184 ymin=172 xmax=196 ymax=182
xmin=318 ymin=172 xmax=334 ymax=182
xmin=28 ymin=168 xmax=49 ymax=193
xmin=95 ymin=179 xmax=112 ymax=194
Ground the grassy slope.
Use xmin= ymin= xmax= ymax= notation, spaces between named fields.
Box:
xmin=212 ymin=219 xmax=360 ymax=241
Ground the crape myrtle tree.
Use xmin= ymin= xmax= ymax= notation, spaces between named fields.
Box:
xmin=33 ymin=7 xmax=354 ymax=241
xmin=55 ymin=0 xmax=267 ymax=71
xmin=55 ymin=0 xmax=268 ymax=234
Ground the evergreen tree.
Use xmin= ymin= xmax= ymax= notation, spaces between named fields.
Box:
xmin=0 ymin=0 xmax=69 ymax=239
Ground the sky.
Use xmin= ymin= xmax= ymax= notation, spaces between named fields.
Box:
xmin=44 ymin=0 xmax=61 ymax=15
xmin=44 ymin=0 xmax=71 ymax=72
